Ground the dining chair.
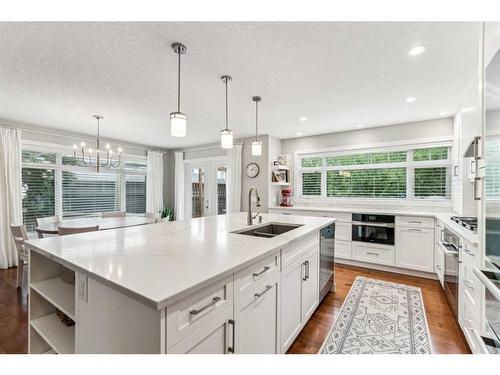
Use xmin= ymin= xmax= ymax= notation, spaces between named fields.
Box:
xmin=35 ymin=215 xmax=60 ymax=238
xmin=146 ymin=212 xmax=160 ymax=223
xmin=10 ymin=224 xmax=29 ymax=288
xmin=58 ymin=225 xmax=100 ymax=236
xmin=102 ymin=211 xmax=126 ymax=218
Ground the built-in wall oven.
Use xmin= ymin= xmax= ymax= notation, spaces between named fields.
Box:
xmin=352 ymin=213 xmax=395 ymax=245
xmin=440 ymin=228 xmax=460 ymax=318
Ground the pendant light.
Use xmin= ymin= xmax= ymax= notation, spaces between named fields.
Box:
xmin=251 ymin=96 xmax=262 ymax=156
xmin=170 ymin=42 xmax=187 ymax=137
xmin=220 ymin=75 xmax=234 ymax=149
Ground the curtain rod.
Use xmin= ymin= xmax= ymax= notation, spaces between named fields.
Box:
xmin=182 ymin=142 xmax=244 ymax=153
xmin=0 ymin=124 xmax=168 ymax=154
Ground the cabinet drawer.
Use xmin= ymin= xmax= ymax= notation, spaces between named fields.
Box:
xmin=352 ymin=242 xmax=395 ymax=266
xmin=462 ymin=262 xmax=482 ymax=311
xmin=335 ymin=222 xmax=351 ymax=241
xmin=234 ymin=251 xmax=280 ymax=300
xmin=312 ymin=211 xmax=351 ymax=222
xmin=166 ymin=275 xmax=233 ymax=348
xmin=281 ymin=232 xmax=319 ymax=269
xmin=334 ymin=239 xmax=352 ymax=259
xmin=396 ymin=216 xmax=434 ymax=229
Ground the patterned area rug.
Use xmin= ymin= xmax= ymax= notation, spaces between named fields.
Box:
xmin=320 ymin=276 xmax=432 ymax=354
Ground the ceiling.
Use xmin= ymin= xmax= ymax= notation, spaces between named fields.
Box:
xmin=0 ymin=22 xmax=480 ymax=149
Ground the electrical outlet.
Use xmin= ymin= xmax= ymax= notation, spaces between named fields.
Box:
xmin=78 ymin=273 xmax=88 ymax=302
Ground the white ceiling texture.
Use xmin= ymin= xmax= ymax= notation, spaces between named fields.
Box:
xmin=0 ymin=22 xmax=480 ymax=149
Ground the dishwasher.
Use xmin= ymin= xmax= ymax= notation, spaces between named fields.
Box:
xmin=319 ymin=223 xmax=335 ymax=301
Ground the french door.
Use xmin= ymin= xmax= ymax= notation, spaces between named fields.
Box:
xmin=185 ymin=159 xmax=228 ymax=218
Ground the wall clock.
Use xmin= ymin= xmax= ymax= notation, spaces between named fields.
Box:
xmin=246 ymin=162 xmax=260 ymax=178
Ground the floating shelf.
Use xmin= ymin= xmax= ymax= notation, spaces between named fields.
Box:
xmin=30 ymin=313 xmax=75 ymax=354
xmin=31 ymin=277 xmax=75 ymax=320
xmin=270 ymin=182 xmax=290 ymax=186
xmin=271 ymin=165 xmax=290 ymax=170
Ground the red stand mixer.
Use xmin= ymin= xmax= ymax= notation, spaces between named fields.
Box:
xmin=280 ymin=189 xmax=293 ymax=207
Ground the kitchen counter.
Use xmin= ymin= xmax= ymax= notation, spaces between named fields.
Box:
xmin=25 ymin=212 xmax=334 ymax=310
xmin=434 ymin=213 xmax=479 ymax=245
xmin=269 ymin=205 xmax=479 ymax=244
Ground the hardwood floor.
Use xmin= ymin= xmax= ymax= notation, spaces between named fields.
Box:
xmin=0 ymin=266 xmax=28 ymax=354
xmin=0 ymin=263 xmax=469 ymax=354
xmin=287 ymin=263 xmax=471 ymax=354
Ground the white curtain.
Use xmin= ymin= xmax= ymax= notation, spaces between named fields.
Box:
xmin=174 ymin=151 xmax=185 ymax=220
xmin=0 ymin=127 xmax=22 ymax=269
xmin=146 ymin=151 xmax=164 ymax=214
xmin=227 ymin=143 xmax=243 ymax=213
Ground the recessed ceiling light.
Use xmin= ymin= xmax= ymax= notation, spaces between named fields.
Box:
xmin=296 ymin=132 xmax=302 ymax=136
xmin=405 ymin=97 xmax=416 ymax=103
xmin=408 ymin=45 xmax=427 ymax=56
xmin=357 ymin=124 xmax=364 ymax=128
xmin=438 ymin=111 xmax=449 ymax=116
xmin=299 ymin=117 xmax=308 ymax=122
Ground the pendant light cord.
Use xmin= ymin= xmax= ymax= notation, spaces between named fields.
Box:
xmin=225 ymin=78 xmax=228 ymax=131
xmin=177 ymin=48 xmax=181 ymax=113
xmin=255 ymin=100 xmax=259 ymax=139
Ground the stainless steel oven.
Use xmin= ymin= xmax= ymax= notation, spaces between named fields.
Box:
xmin=351 ymin=213 xmax=395 ymax=245
xmin=440 ymin=228 xmax=460 ymax=318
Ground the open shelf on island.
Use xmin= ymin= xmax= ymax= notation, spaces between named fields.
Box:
xmin=31 ymin=277 xmax=75 ymax=320
xmin=30 ymin=313 xmax=75 ymax=354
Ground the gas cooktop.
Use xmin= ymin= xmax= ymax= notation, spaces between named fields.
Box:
xmin=451 ymin=216 xmax=478 ymax=232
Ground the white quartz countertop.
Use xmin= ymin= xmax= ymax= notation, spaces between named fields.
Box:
xmin=269 ymin=205 xmax=479 ymax=244
xmin=25 ymin=213 xmax=334 ymax=310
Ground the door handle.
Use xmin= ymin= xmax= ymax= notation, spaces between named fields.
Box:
xmin=302 ymin=261 xmax=310 ymax=281
xmin=227 ymin=319 xmax=235 ymax=353
xmin=473 ymin=177 xmax=481 ymax=201
xmin=367 ymin=252 xmax=379 ymax=256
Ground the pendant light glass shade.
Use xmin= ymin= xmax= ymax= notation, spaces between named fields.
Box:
xmin=220 ymin=75 xmax=233 ymax=149
xmin=251 ymin=140 xmax=262 ymax=156
xmin=170 ymin=112 xmax=187 ymax=137
xmin=220 ymin=128 xmax=234 ymax=149
xmin=170 ymin=43 xmax=187 ymax=137
xmin=251 ymin=96 xmax=262 ymax=156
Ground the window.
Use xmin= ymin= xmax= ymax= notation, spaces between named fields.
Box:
xmin=62 ymin=171 xmax=121 ymax=218
xmin=297 ymin=145 xmax=451 ymax=200
xmin=21 ymin=147 xmax=148 ymax=231
xmin=126 ymin=175 xmax=147 ymax=213
xmin=22 ymin=168 xmax=55 ymax=232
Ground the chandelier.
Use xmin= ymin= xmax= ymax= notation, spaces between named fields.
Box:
xmin=72 ymin=115 xmax=122 ymax=173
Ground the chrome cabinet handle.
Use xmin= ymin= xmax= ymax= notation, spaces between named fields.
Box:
xmin=190 ymin=296 xmax=221 ymax=316
xmin=408 ymin=221 xmax=421 ymax=224
xmin=465 ymin=280 xmax=475 ymax=290
xmin=464 ymin=248 xmax=476 ymax=256
xmin=367 ymin=252 xmax=379 ymax=256
xmin=474 ymin=177 xmax=481 ymax=201
xmin=254 ymin=285 xmax=273 ymax=298
xmin=440 ymin=229 xmax=444 ymax=242
xmin=252 ymin=266 xmax=270 ymax=278
xmin=302 ymin=261 xmax=310 ymax=281
xmin=282 ymin=213 xmax=291 ymax=215
xmin=436 ymin=265 xmax=441 ymax=270
xmin=464 ymin=319 xmax=474 ymax=329
xmin=228 ymin=319 xmax=235 ymax=353
xmin=408 ymin=228 xmax=422 ymax=232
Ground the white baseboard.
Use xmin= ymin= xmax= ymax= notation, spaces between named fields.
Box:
xmin=335 ymin=257 xmax=438 ymax=280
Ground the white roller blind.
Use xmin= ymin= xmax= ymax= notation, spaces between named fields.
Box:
xmin=126 ymin=175 xmax=146 ymax=214
xmin=62 ymin=171 xmax=121 ymax=218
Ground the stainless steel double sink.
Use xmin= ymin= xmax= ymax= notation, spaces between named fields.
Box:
xmin=232 ymin=222 xmax=303 ymax=238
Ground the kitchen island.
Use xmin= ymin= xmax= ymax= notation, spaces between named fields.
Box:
xmin=25 ymin=212 xmax=334 ymax=354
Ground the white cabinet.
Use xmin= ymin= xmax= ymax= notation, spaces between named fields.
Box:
xmin=395 ymin=227 xmax=434 ymax=272
xmin=167 ymin=308 xmax=234 ymax=354
xmin=234 ymin=273 xmax=280 ymax=354
xmin=280 ymin=258 xmax=303 ymax=351
xmin=280 ymin=246 xmax=319 ymax=353
xmin=301 ymin=248 xmax=319 ymax=322
xmin=334 ymin=239 xmax=352 ymax=259
xmin=352 ymin=241 xmax=395 ymax=266
xmin=334 ymin=222 xmax=351 ymax=241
